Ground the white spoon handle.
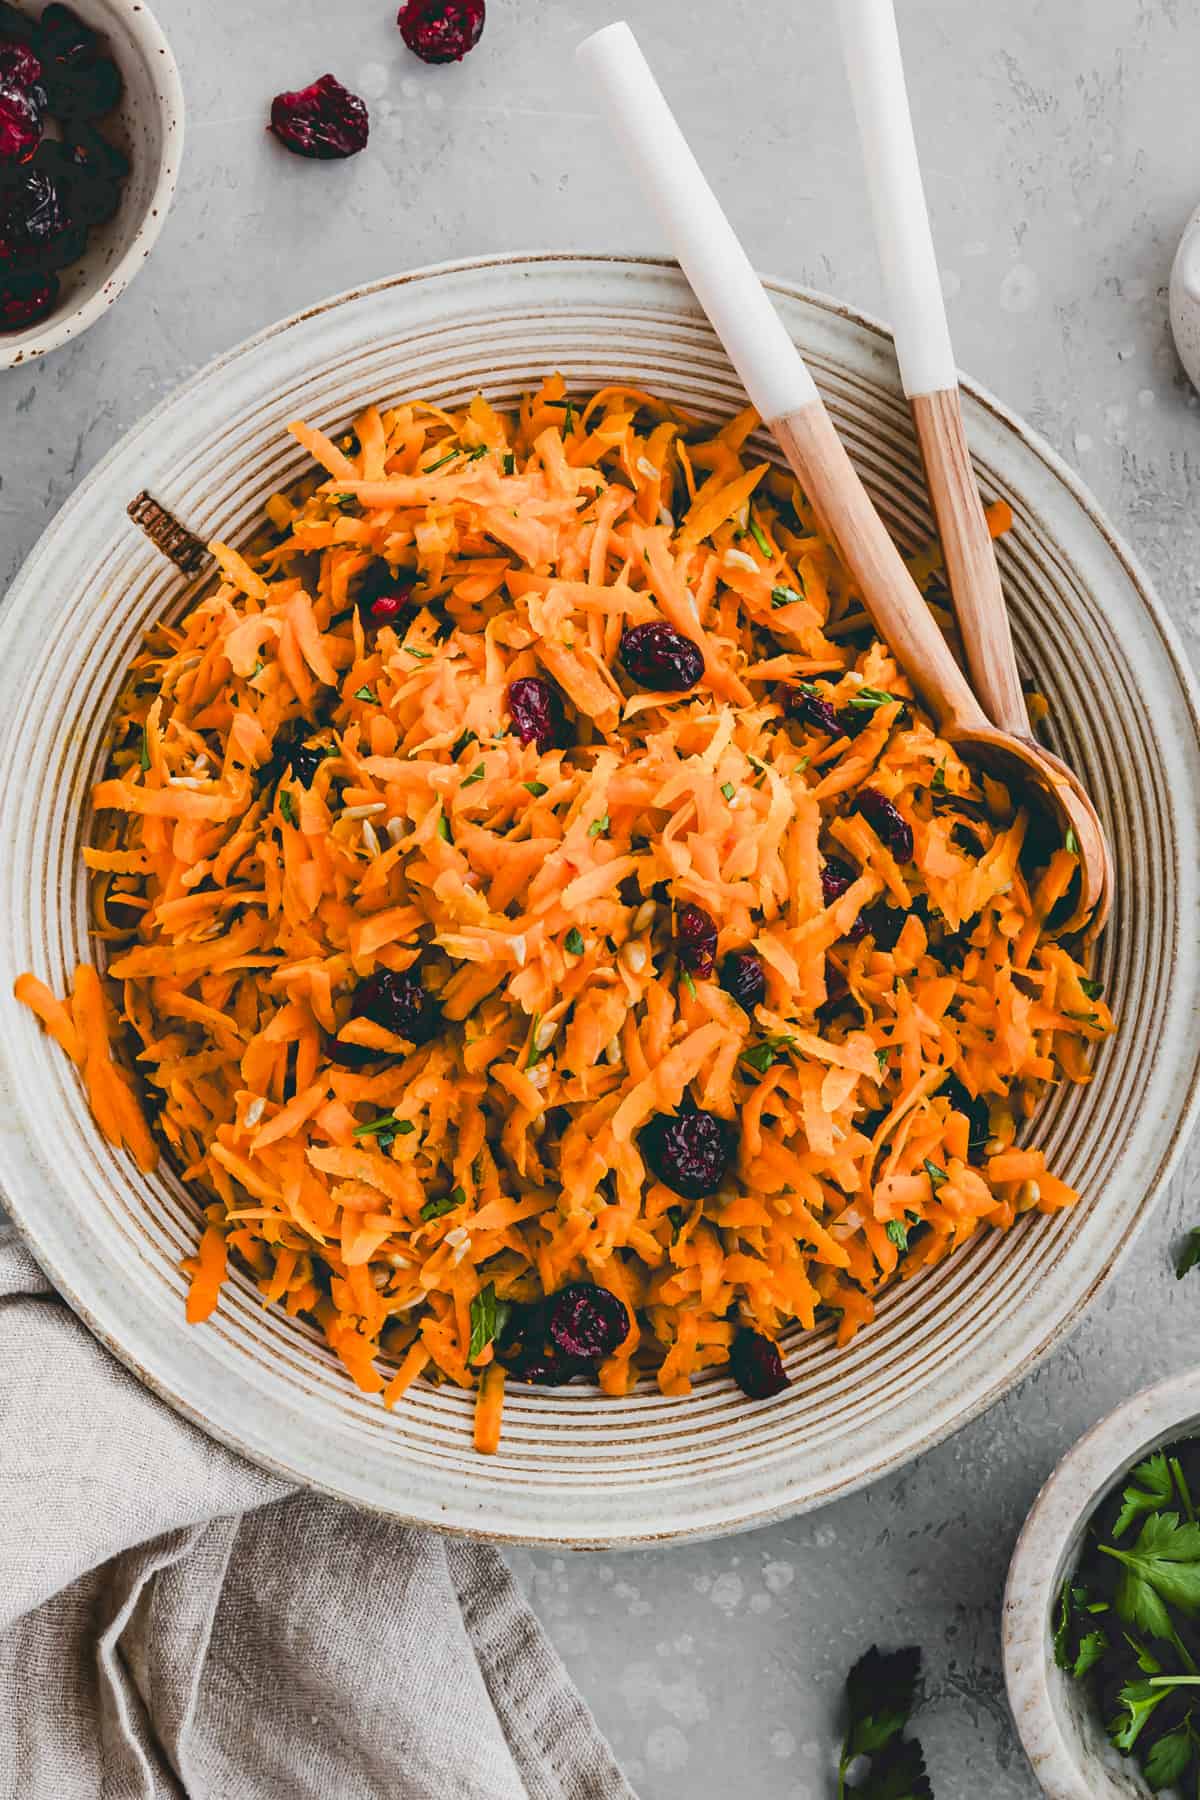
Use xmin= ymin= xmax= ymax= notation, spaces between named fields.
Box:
xmin=834 ymin=0 xmax=955 ymax=397
xmin=576 ymin=21 xmax=817 ymax=423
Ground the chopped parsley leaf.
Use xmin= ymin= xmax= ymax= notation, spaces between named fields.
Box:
xmin=748 ymin=514 xmax=773 ymax=558
xmin=354 ymin=1113 xmax=415 ymax=1141
xmin=420 ymin=1189 xmax=465 ymax=1223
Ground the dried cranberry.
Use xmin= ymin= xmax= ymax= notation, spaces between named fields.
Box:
xmin=0 ymin=168 xmax=65 ymax=263
xmin=328 ymin=967 xmax=439 ymax=1064
xmin=822 ymin=860 xmax=867 ymax=943
xmin=512 ymin=1353 xmax=587 ymax=1386
xmin=720 ymin=950 xmax=765 ymax=1011
xmin=0 ymin=80 xmax=40 ymax=162
xmin=508 ymin=675 xmax=561 ymax=751
xmin=0 ymin=266 xmax=55 ymax=330
xmin=641 ymin=1107 xmax=735 ymax=1200
xmin=546 ymin=1282 xmax=630 ymax=1361
xmin=822 ymin=960 xmax=850 ymax=1007
xmin=495 ymin=1301 xmax=590 ymax=1384
xmin=0 ymin=4 xmax=35 ymax=42
xmin=675 ymin=902 xmax=718 ymax=978
xmin=0 ymin=42 xmax=41 ymax=87
xmin=856 ymin=787 xmax=914 ymax=862
xmin=729 ymin=1328 xmax=788 ymax=1400
xmin=353 ymin=967 xmax=438 ymax=1043
xmin=269 ymin=74 xmax=369 ymax=161
xmin=47 ymin=55 xmax=120 ymax=117
xmin=820 ymin=854 xmax=855 ymax=908
xmin=398 ymin=0 xmax=486 ymax=64
xmin=619 ymin=621 xmax=704 ymax=693
xmin=34 ymin=219 xmax=84 ymax=270
xmin=38 ymin=4 xmax=96 ymax=66
xmin=787 ymin=682 xmax=842 ymax=735
xmin=356 ymin=561 xmax=414 ymax=626
xmin=59 ymin=118 xmax=128 ymax=183
xmin=61 ymin=168 xmax=116 ymax=226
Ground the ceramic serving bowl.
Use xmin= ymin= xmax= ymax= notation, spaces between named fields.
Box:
xmin=1003 ymin=1371 xmax=1200 ymax=1797
xmin=1170 ymin=202 xmax=1200 ymax=398
xmin=0 ymin=0 xmax=184 ymax=370
xmin=0 ymin=254 xmax=1198 ymax=1547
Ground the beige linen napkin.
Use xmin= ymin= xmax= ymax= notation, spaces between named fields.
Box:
xmin=0 ymin=1225 xmax=637 ymax=1800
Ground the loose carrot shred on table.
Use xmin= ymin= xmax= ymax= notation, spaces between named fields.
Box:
xmin=13 ymin=378 xmax=1114 ymax=1455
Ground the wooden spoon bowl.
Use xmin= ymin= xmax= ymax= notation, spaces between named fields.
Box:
xmin=775 ymin=400 xmax=1110 ymax=929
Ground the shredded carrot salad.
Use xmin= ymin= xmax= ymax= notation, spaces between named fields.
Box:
xmin=16 ymin=377 xmax=1114 ymax=1452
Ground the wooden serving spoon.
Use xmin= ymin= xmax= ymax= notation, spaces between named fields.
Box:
xmin=834 ymin=0 xmax=1111 ymax=929
xmin=577 ymin=22 xmax=1110 ymax=930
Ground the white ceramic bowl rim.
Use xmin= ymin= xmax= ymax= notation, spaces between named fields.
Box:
xmin=1003 ymin=1369 xmax=1200 ymax=1798
xmin=1 ymin=253 xmax=1199 ymax=1546
xmin=0 ymin=0 xmax=185 ymax=369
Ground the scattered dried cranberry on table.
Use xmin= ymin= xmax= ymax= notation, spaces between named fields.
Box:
xmin=397 ymin=0 xmax=485 ymax=64
xmin=269 ymin=74 xmax=369 ymax=161
xmin=0 ymin=1 xmax=127 ymax=332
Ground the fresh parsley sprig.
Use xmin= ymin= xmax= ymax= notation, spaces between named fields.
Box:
xmin=1061 ymin=1437 xmax=1200 ymax=1790
xmin=838 ymin=1645 xmax=931 ymax=1799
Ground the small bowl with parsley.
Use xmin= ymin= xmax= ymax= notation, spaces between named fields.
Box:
xmin=1005 ymin=1371 xmax=1200 ymax=1797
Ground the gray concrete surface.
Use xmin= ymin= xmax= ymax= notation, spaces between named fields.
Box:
xmin=2 ymin=1 xmax=1199 ymax=1794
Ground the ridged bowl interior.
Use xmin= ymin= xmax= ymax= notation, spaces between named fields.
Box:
xmin=0 ymin=255 xmax=1197 ymax=1546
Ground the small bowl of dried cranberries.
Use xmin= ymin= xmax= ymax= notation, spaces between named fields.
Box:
xmin=0 ymin=0 xmax=182 ymax=367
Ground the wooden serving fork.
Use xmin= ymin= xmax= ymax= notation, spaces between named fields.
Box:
xmin=835 ymin=0 xmax=1111 ymax=927
xmin=578 ymin=20 xmax=1109 ymax=930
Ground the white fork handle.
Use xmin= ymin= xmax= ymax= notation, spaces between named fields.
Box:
xmin=576 ymin=21 xmax=818 ymax=424
xmin=835 ymin=0 xmax=956 ymax=397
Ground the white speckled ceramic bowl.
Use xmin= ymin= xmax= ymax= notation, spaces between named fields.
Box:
xmin=1004 ymin=1371 xmax=1200 ymax=1797
xmin=0 ymin=0 xmax=184 ymax=370
xmin=1170 ymin=202 xmax=1200 ymax=397
xmin=0 ymin=255 xmax=1199 ymax=1546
